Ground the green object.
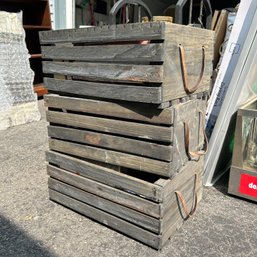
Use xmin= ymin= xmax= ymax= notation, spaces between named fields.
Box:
xmin=81 ymin=0 xmax=89 ymax=8
xmin=252 ymin=81 xmax=257 ymax=94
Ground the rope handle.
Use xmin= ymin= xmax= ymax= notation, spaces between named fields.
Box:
xmin=184 ymin=111 xmax=208 ymax=161
xmin=175 ymin=173 xmax=198 ymax=220
xmin=179 ymin=45 xmax=205 ymax=94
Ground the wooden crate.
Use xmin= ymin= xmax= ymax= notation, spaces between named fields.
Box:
xmin=45 ymin=94 xmax=207 ymax=178
xmin=39 ymin=22 xmax=214 ymax=106
xmin=47 ymin=151 xmax=204 ymax=250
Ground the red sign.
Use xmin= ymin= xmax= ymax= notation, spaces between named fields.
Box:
xmin=239 ymin=173 xmax=257 ymax=198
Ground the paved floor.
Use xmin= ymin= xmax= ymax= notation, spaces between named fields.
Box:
xmin=0 ymin=100 xmax=257 ymax=257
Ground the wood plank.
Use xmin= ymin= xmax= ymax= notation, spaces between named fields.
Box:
xmin=162 ymin=158 xmax=204 ymax=199
xmin=48 ymin=139 xmax=172 ymax=177
xmin=162 ymin=23 xmax=214 ymax=102
xmin=44 ymin=78 xmax=162 ymax=104
xmin=46 ymin=151 xmax=163 ymax=202
xmin=43 ymin=62 xmax=163 ymax=83
xmin=211 ymin=10 xmax=220 ymax=30
xmin=48 ymin=126 xmax=173 ymax=161
xmin=41 ymin=43 xmax=164 ymax=62
xmin=172 ymin=99 xmax=206 ymax=172
xmin=44 ymin=95 xmax=173 ymax=125
xmin=49 ymin=190 xmax=161 ymax=249
xmin=46 ymin=111 xmax=173 ymax=143
xmin=160 ymin=188 xmax=203 ymax=248
xmin=49 ymin=178 xmax=160 ymax=234
xmin=47 ymin=165 xmax=161 ymax=218
xmin=213 ymin=10 xmax=228 ymax=67
xmin=39 ymin=22 xmax=165 ymax=44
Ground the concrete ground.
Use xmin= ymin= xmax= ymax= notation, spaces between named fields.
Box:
xmin=0 ymin=100 xmax=257 ymax=257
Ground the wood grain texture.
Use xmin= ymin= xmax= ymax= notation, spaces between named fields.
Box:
xmin=44 ymin=78 xmax=162 ymax=103
xmin=41 ymin=43 xmax=164 ymax=62
xmin=48 ymin=139 xmax=172 ymax=177
xmin=47 ymin=165 xmax=161 ymax=218
xmin=162 ymin=23 xmax=214 ymax=102
xmin=39 ymin=22 xmax=165 ymax=44
xmin=49 ymin=190 xmax=161 ymax=249
xmin=48 ymin=126 xmax=173 ymax=161
xmin=44 ymin=94 xmax=174 ymax=125
xmin=161 ymin=158 xmax=204 ymax=200
xmin=46 ymin=151 xmax=163 ymax=202
xmin=43 ymin=62 xmax=163 ymax=83
xmin=172 ymin=99 xmax=206 ymax=172
xmin=49 ymin=178 xmax=161 ymax=233
xmin=46 ymin=110 xmax=173 ymax=143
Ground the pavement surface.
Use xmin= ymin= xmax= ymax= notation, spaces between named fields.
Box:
xmin=0 ymin=100 xmax=257 ymax=257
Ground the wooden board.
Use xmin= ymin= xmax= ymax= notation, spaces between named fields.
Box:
xmin=41 ymin=43 xmax=164 ymax=63
xmin=44 ymin=94 xmax=174 ymax=125
xmin=48 ymin=126 xmax=173 ymax=161
xmin=49 ymin=190 xmax=161 ymax=249
xmin=44 ymin=78 xmax=162 ymax=104
xmin=46 ymin=151 xmax=163 ymax=202
xmin=162 ymin=23 xmax=214 ymax=102
xmin=43 ymin=62 xmax=163 ymax=83
xmin=48 ymin=139 xmax=172 ymax=177
xmin=46 ymin=110 xmax=173 ymax=143
xmin=49 ymin=178 xmax=161 ymax=233
xmin=47 ymin=165 xmax=161 ymax=218
xmin=213 ymin=10 xmax=228 ymax=68
xmin=172 ymin=99 xmax=206 ymax=172
xmin=39 ymin=22 xmax=165 ymax=44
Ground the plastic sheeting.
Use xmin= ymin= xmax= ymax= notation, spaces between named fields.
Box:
xmin=0 ymin=11 xmax=40 ymax=130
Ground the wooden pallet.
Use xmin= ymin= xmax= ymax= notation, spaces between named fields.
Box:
xmin=47 ymin=152 xmax=204 ymax=250
xmin=40 ymin=22 xmax=214 ymax=106
xmin=45 ymin=94 xmax=206 ymax=177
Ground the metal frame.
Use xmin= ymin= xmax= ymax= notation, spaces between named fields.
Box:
xmin=204 ymin=1 xmax=257 ymax=186
xmin=109 ymin=0 xmax=152 ymax=24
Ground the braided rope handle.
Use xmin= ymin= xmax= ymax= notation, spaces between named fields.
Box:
xmin=179 ymin=45 xmax=205 ymax=94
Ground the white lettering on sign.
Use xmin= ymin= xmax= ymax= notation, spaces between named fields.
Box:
xmin=249 ymin=183 xmax=257 ymax=190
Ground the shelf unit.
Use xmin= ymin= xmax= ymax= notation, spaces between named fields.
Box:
xmin=0 ymin=0 xmax=51 ymax=96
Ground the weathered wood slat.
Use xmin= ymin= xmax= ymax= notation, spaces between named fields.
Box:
xmin=49 ymin=190 xmax=161 ymax=249
xmin=46 ymin=151 xmax=163 ymax=202
xmin=162 ymin=158 xmax=204 ymax=200
xmin=48 ymin=126 xmax=173 ymax=161
xmin=41 ymin=43 xmax=164 ymax=62
xmin=47 ymin=165 xmax=161 ymax=218
xmin=162 ymin=23 xmax=214 ymax=102
xmin=46 ymin=111 xmax=173 ymax=143
xmin=160 ymin=188 xmax=203 ymax=248
xmin=49 ymin=178 xmax=160 ymax=233
xmin=43 ymin=62 xmax=163 ymax=83
xmin=44 ymin=95 xmax=173 ymax=125
xmin=39 ymin=22 xmax=165 ymax=44
xmin=48 ymin=139 xmax=172 ymax=177
xmin=44 ymin=78 xmax=162 ymax=104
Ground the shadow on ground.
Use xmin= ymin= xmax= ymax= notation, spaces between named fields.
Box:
xmin=0 ymin=213 xmax=55 ymax=257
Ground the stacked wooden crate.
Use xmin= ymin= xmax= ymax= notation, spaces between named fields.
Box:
xmin=40 ymin=22 xmax=214 ymax=249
